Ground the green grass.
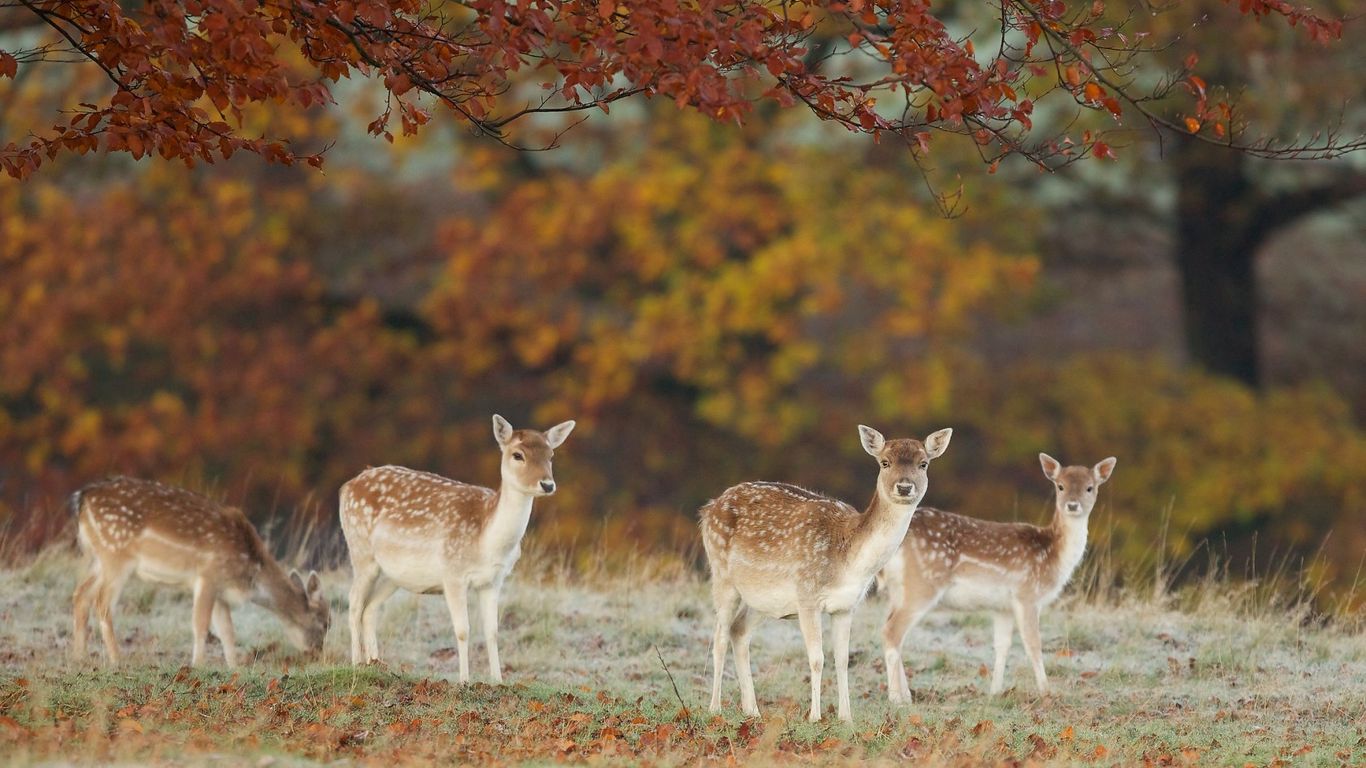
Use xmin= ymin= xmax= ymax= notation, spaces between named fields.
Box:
xmin=2 ymin=548 xmax=1364 ymax=765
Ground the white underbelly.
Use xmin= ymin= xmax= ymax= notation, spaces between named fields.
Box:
xmin=134 ymin=558 xmax=195 ymax=587
xmin=738 ymin=581 xmax=801 ymax=618
xmin=374 ymin=538 xmax=447 ymax=593
xmin=723 ymin=561 xmax=794 ymax=617
xmin=940 ymin=579 xmax=1015 ymax=611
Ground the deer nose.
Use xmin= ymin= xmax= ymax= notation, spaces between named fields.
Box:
xmin=894 ymin=482 xmax=916 ymax=498
xmin=539 ymin=480 xmax=556 ymax=494
xmin=1065 ymin=501 xmax=1082 ymax=513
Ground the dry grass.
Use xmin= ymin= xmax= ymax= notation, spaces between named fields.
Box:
xmin=1 ymin=541 xmax=1364 ymax=766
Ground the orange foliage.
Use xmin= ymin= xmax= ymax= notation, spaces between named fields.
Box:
xmin=0 ymin=0 xmax=1350 ymax=176
xmin=0 ymin=167 xmax=417 ymax=542
xmin=1 ymin=107 xmax=1362 ymax=602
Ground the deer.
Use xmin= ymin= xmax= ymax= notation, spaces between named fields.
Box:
xmin=338 ymin=414 xmax=575 ymax=680
xmin=71 ymin=476 xmax=331 ymax=667
xmin=878 ymin=453 xmax=1117 ymax=702
xmin=699 ymin=424 xmax=953 ymax=722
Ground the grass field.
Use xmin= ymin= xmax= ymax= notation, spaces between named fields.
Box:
xmin=1 ymin=545 xmax=1363 ymax=766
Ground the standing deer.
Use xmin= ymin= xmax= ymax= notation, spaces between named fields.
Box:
xmin=71 ymin=477 xmax=330 ymax=667
xmin=700 ymin=424 xmax=953 ymax=722
xmin=339 ymin=414 xmax=575 ymax=680
xmin=879 ymin=453 xmax=1117 ymax=701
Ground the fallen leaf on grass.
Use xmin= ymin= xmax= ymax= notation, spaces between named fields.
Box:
xmin=0 ymin=715 xmax=31 ymax=739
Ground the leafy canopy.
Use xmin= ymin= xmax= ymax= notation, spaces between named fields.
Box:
xmin=0 ymin=0 xmax=1356 ymax=178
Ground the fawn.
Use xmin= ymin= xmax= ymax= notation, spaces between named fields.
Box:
xmin=71 ymin=477 xmax=330 ymax=667
xmin=338 ymin=414 xmax=575 ymax=680
xmin=700 ymin=424 xmax=953 ymax=722
xmin=879 ymin=453 xmax=1117 ymax=701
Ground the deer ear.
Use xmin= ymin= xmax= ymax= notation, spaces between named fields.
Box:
xmin=1039 ymin=453 xmax=1062 ymax=481
xmin=545 ymin=420 xmax=576 ymax=449
xmin=289 ymin=569 xmax=306 ymax=591
xmin=858 ymin=425 xmax=885 ymax=457
xmin=492 ymin=414 xmax=514 ymax=447
xmin=1093 ymin=457 xmax=1117 ymax=484
xmin=924 ymin=428 xmax=953 ymax=459
xmin=306 ymin=570 xmax=323 ymax=597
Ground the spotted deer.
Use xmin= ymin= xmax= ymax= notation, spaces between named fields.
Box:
xmin=71 ymin=477 xmax=330 ymax=667
xmin=339 ymin=414 xmax=575 ymax=680
xmin=879 ymin=453 xmax=1117 ymax=701
xmin=700 ymin=425 xmax=953 ymax=722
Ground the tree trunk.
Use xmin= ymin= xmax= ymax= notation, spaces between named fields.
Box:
xmin=1172 ymin=136 xmax=1262 ymax=386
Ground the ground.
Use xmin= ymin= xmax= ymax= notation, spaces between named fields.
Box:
xmin=1 ymin=547 xmax=1363 ymax=766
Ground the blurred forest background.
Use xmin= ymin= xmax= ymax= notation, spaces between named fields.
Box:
xmin=1 ymin=2 xmax=1363 ymax=607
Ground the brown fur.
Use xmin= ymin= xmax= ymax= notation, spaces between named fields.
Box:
xmin=879 ymin=454 xmax=1116 ymax=701
xmin=700 ymin=425 xmax=952 ymax=722
xmin=338 ymin=415 xmax=574 ymax=681
xmin=71 ymin=477 xmax=329 ymax=667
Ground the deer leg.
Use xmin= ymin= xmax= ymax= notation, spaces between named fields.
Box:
xmin=989 ymin=612 xmax=1013 ymax=695
xmin=708 ymin=582 xmax=741 ymax=713
xmin=212 ymin=601 xmax=239 ymax=668
xmin=190 ymin=577 xmax=218 ymax=667
xmin=1011 ymin=600 xmax=1048 ymax=694
xmin=443 ymin=580 xmax=471 ymax=683
xmin=832 ymin=610 xmax=853 ymax=722
xmin=477 ymin=585 xmax=504 ymax=684
xmin=360 ymin=576 xmax=399 ymax=663
xmin=797 ymin=606 xmax=825 ymax=722
xmin=882 ymin=587 xmax=939 ymax=704
xmin=881 ymin=604 xmax=915 ymax=705
xmin=93 ymin=566 xmax=131 ymax=666
xmin=72 ymin=569 xmax=99 ymax=659
xmin=347 ymin=559 xmax=381 ymax=664
xmin=729 ymin=604 xmax=759 ymax=717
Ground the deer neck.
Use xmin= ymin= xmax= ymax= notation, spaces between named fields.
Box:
xmin=251 ymin=559 xmax=305 ymax=617
xmin=483 ymin=481 xmax=536 ymax=557
xmin=1048 ymin=507 xmax=1090 ymax=583
xmin=845 ymin=494 xmax=918 ymax=581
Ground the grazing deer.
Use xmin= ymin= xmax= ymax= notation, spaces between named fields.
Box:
xmin=71 ymin=477 xmax=330 ymax=667
xmin=339 ymin=414 xmax=575 ymax=680
xmin=879 ymin=453 xmax=1117 ymax=701
xmin=700 ymin=425 xmax=953 ymax=722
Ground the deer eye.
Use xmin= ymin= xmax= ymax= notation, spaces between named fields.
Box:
xmin=512 ymin=452 xmax=525 ymax=462
xmin=880 ymin=460 xmax=890 ymax=468
xmin=1087 ymin=486 xmax=1094 ymax=493
xmin=1057 ymin=484 xmax=1064 ymax=491
xmin=919 ymin=462 xmax=928 ymax=470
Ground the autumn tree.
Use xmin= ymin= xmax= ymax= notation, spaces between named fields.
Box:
xmin=3 ymin=95 xmax=1364 ymax=597
xmin=1163 ymin=0 xmax=1366 ymax=386
xmin=1 ymin=0 xmax=1360 ymax=178
xmin=0 ymin=163 xmax=429 ymax=549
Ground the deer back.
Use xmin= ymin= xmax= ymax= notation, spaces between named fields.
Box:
xmin=898 ymin=507 xmax=1066 ymax=607
xmin=701 ymin=482 xmax=862 ymax=594
xmin=76 ymin=477 xmax=266 ymax=589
